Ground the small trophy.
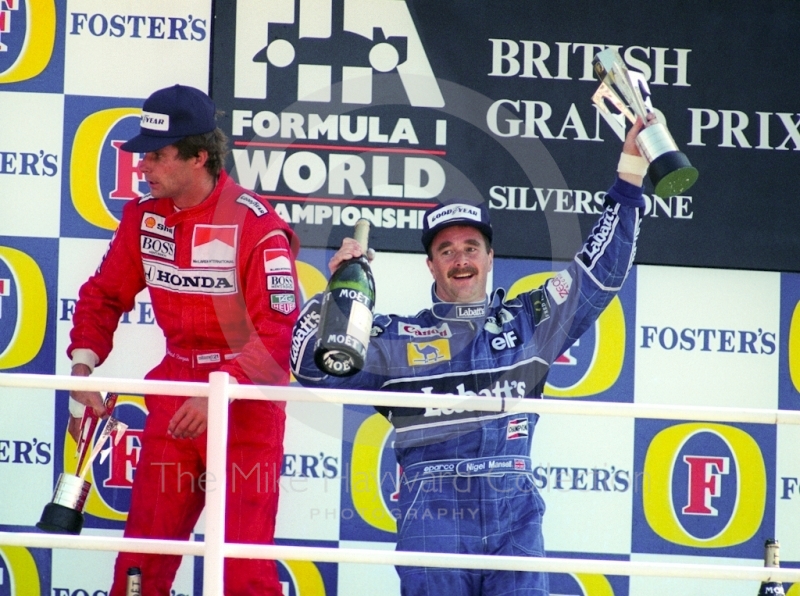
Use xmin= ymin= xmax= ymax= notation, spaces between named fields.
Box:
xmin=592 ymin=48 xmax=698 ymax=197
xmin=37 ymin=393 xmax=127 ymax=534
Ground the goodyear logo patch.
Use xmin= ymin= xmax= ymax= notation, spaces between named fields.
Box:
xmin=407 ymin=338 xmax=451 ymax=366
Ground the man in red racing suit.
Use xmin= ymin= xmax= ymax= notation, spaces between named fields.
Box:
xmin=66 ymin=85 xmax=299 ymax=595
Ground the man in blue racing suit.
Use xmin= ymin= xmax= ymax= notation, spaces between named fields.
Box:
xmin=290 ymin=118 xmax=648 ymax=595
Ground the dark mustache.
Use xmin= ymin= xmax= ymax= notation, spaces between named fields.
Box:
xmin=448 ymin=266 xmax=478 ymax=279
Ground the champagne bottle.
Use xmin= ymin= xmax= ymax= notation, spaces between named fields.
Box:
xmin=757 ymin=539 xmax=785 ymax=596
xmin=126 ymin=567 xmax=142 ymax=595
xmin=314 ymin=219 xmax=376 ymax=376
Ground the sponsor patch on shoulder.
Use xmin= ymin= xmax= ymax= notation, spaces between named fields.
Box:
xmin=271 ymin=293 xmax=296 ymax=314
xmin=546 ymin=270 xmax=572 ymax=305
xmin=507 ymin=417 xmax=529 ymax=440
xmin=264 ymin=248 xmax=292 ymax=274
xmin=267 ymin=274 xmax=295 ymax=291
xmin=236 ymin=193 xmax=269 ymax=217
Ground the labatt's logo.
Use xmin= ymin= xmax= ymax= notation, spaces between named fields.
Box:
xmin=70 ymin=108 xmax=143 ymax=231
xmin=234 ymin=0 xmax=444 ymax=107
xmin=0 ymin=0 xmax=56 ymax=83
xmin=277 ymin=560 xmax=326 ymax=596
xmin=643 ymin=423 xmax=766 ymax=548
xmin=61 ymin=396 xmax=147 ymax=523
xmin=0 ymin=246 xmax=47 ymax=370
xmin=508 ymin=271 xmax=625 ymax=397
xmin=0 ymin=546 xmax=42 ymax=595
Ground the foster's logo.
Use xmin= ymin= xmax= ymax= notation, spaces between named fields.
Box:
xmin=68 ymin=104 xmax=144 ymax=234
xmin=0 ymin=0 xmax=56 ymax=84
xmin=0 ymin=546 xmax=45 ymax=596
xmin=340 ymin=406 xmax=399 ymax=541
xmin=0 ymin=245 xmax=47 ymax=370
xmin=640 ymin=422 xmax=769 ymax=552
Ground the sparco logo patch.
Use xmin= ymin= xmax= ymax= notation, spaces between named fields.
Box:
xmin=141 ymin=212 xmax=174 ymax=238
xmin=143 ymin=260 xmax=237 ymax=295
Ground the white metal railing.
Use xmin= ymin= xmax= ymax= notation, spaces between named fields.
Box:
xmin=1 ymin=371 xmax=799 ymax=592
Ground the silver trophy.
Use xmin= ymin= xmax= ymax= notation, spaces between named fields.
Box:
xmin=592 ymin=48 xmax=698 ymax=197
xmin=37 ymin=394 xmax=127 ymax=534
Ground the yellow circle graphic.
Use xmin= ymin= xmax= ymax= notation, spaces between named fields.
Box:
xmin=642 ymin=423 xmax=766 ymax=548
xmin=351 ymin=412 xmax=397 ymax=533
xmin=789 ymin=302 xmax=800 ymax=393
xmin=0 ymin=246 xmax=47 ymax=369
xmin=507 ymin=271 xmax=625 ymax=397
xmin=297 ymin=261 xmax=328 ymax=302
xmin=574 ymin=573 xmax=615 ymax=596
xmin=281 ymin=560 xmax=327 ymax=595
xmin=0 ymin=546 xmax=41 ymax=596
xmin=71 ymin=108 xmax=141 ymax=231
xmin=0 ymin=0 xmax=56 ymax=83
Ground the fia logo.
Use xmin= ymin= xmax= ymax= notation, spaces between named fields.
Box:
xmin=0 ymin=0 xmax=56 ymax=84
xmin=234 ymin=0 xmax=444 ymax=107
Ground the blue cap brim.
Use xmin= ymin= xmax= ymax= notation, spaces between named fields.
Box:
xmin=120 ymin=133 xmax=186 ymax=154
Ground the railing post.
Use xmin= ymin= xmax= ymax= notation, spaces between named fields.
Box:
xmin=204 ymin=371 xmax=230 ymax=594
